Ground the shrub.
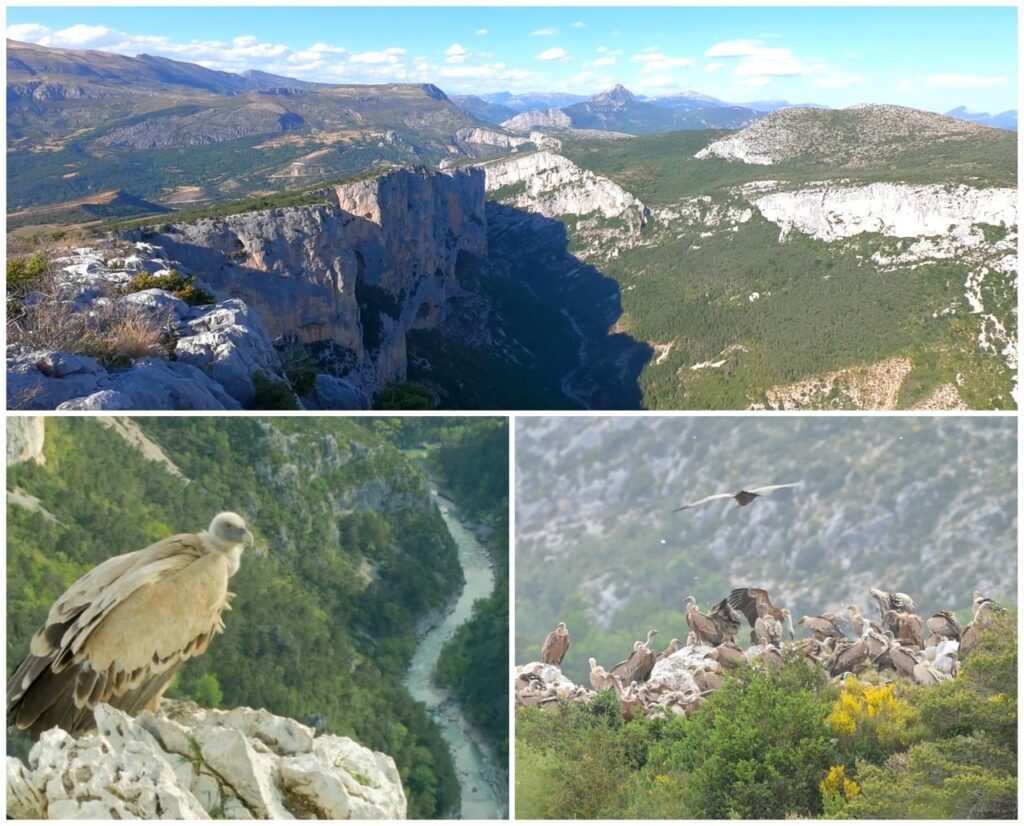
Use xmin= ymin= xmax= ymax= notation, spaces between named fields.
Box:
xmin=828 ymin=675 xmax=918 ymax=764
xmin=8 ymin=270 xmax=171 ymax=367
xmin=375 ymin=381 xmax=435 ymax=410
xmin=7 ymin=251 xmax=49 ymax=294
xmin=126 ymin=269 xmax=215 ymax=306
xmin=248 ymin=372 xmax=299 ymax=410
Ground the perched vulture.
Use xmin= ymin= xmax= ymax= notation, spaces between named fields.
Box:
xmin=870 ymin=588 xmax=918 ymax=619
xmin=655 ymin=639 xmax=684 ymax=662
xmin=8 ymin=513 xmax=253 ymax=739
xmin=673 ymin=482 xmax=802 ymax=512
xmin=685 ymin=597 xmax=723 ymax=646
xmin=728 ymin=587 xmax=794 ymax=640
xmin=708 ymin=597 xmax=743 ymax=643
xmin=800 ymin=614 xmax=847 ymax=642
xmin=611 ymin=630 xmax=658 ymax=685
xmin=588 ymin=657 xmax=613 ymax=691
xmin=926 ymin=611 xmax=962 ymax=641
xmin=714 ymin=641 xmax=748 ymax=668
xmin=887 ymin=639 xmax=919 ymax=679
xmin=825 ymin=638 xmax=869 ymax=678
xmin=541 ymin=622 xmax=570 ymax=666
xmin=886 ymin=610 xmax=925 ymax=648
xmin=846 ymin=604 xmax=881 ymax=637
xmin=755 ymin=604 xmax=784 ymax=648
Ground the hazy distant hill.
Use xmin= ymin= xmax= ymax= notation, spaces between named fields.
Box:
xmin=946 ymin=105 xmax=1018 ymax=131
xmin=515 ymin=416 xmax=1016 ymax=684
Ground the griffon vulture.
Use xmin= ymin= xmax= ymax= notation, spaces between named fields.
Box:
xmin=685 ymin=597 xmax=723 ymax=646
xmin=708 ymin=597 xmax=743 ymax=643
xmin=7 ymin=513 xmax=253 ymax=738
xmin=728 ymin=587 xmax=794 ymax=641
xmin=926 ymin=611 xmax=962 ymax=641
xmin=541 ymin=622 xmax=570 ymax=666
xmin=611 ymin=630 xmax=658 ymax=685
xmin=672 ymin=483 xmax=801 ymax=512
xmin=800 ymin=614 xmax=847 ymax=642
xmin=870 ymin=588 xmax=918 ymax=618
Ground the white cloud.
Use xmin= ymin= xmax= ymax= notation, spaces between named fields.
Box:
xmin=536 ymin=47 xmax=568 ymax=61
xmin=705 ymin=39 xmax=762 ymax=58
xmin=7 ymin=23 xmax=53 ymax=44
xmin=571 ymin=21 xmax=585 ymax=29
xmin=445 ymin=43 xmax=469 ymax=63
xmin=53 ymin=24 xmax=120 ymax=47
xmin=922 ymin=73 xmax=1007 ymax=88
xmin=897 ymin=79 xmax=914 ymax=91
xmin=734 ymin=75 xmax=772 ymax=88
xmin=349 ymin=47 xmax=406 ymax=65
xmin=532 ymin=28 xmax=558 ymax=36
xmin=630 ymin=48 xmax=695 ymax=72
xmin=846 ymin=51 xmax=860 ymax=59
xmin=596 ymin=45 xmax=608 ymax=53
xmin=475 ymin=28 xmax=488 ymax=36
xmin=593 ymin=56 xmax=616 ymax=67
xmin=704 ymin=61 xmax=726 ymax=73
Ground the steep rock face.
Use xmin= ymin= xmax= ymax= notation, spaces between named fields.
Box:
xmin=749 ymin=183 xmax=1017 ymax=242
xmin=455 ymin=127 xmax=531 ymax=150
xmin=480 ymin=151 xmax=648 ymax=229
xmin=7 ymin=416 xmax=45 ymax=465
xmin=7 ymin=702 xmax=407 ymax=820
xmin=139 ymin=166 xmax=487 ymax=394
xmin=501 ymin=108 xmax=572 ymax=133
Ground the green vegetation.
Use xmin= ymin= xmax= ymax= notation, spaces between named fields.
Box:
xmin=375 ymin=382 xmax=436 ymax=410
xmin=6 ymin=251 xmax=50 ymax=315
xmin=248 ymin=372 xmax=301 ymax=410
xmin=126 ymin=268 xmax=215 ymax=306
xmin=6 ymin=417 xmax=479 ymax=818
xmin=516 ymin=612 xmax=1017 ymax=818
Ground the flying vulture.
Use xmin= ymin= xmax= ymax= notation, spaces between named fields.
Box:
xmin=7 ymin=513 xmax=253 ymax=738
xmin=728 ymin=587 xmax=794 ymax=640
xmin=673 ymin=483 xmax=801 ymax=512
xmin=541 ymin=622 xmax=570 ymax=666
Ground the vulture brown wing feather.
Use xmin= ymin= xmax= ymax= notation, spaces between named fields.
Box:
xmin=9 ymin=534 xmax=233 ymax=738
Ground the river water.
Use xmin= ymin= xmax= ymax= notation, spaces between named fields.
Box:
xmin=404 ymin=488 xmax=507 ymax=819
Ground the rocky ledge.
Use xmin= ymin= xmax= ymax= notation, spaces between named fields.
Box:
xmin=7 ymin=701 xmax=407 ymax=820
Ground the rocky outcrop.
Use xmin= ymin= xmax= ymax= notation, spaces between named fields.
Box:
xmin=7 ymin=702 xmax=407 ymax=820
xmin=501 ymin=108 xmax=572 ymax=133
xmin=455 ymin=127 xmax=531 ymax=150
xmin=480 ymin=151 xmax=648 ymax=232
xmin=749 ymin=183 xmax=1017 ymax=243
xmin=7 ymin=416 xmax=45 ymax=465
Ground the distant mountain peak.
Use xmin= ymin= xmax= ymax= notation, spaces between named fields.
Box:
xmin=594 ymin=84 xmax=635 ymax=106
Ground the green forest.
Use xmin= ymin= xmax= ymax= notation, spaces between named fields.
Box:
xmin=516 ymin=610 xmax=1016 ymax=819
xmin=6 ymin=416 xmax=506 ymax=818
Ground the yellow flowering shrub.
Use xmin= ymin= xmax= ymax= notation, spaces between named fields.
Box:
xmin=827 ymin=676 xmax=918 ymax=759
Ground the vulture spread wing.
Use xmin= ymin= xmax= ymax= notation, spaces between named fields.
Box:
xmin=8 ymin=528 xmax=241 ymax=739
xmin=747 ymin=483 xmax=802 ymax=495
xmin=728 ymin=587 xmax=781 ymax=627
xmin=672 ymin=492 xmax=736 ymax=512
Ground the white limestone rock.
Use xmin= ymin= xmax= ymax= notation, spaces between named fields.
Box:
xmin=750 ymin=183 xmax=1016 ymax=243
xmin=7 ymin=702 xmax=408 ymax=820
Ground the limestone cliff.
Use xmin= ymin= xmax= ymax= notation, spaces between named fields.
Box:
xmin=133 ymin=166 xmax=486 ymax=397
xmin=7 ymin=702 xmax=407 ymax=819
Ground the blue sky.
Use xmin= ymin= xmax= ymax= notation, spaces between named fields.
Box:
xmin=7 ymin=6 xmax=1018 ymax=112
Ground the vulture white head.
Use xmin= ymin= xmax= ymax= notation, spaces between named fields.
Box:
xmin=206 ymin=512 xmax=254 ymax=573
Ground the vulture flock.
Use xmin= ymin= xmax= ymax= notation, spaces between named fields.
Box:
xmin=516 ymin=586 xmax=1003 ymax=721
